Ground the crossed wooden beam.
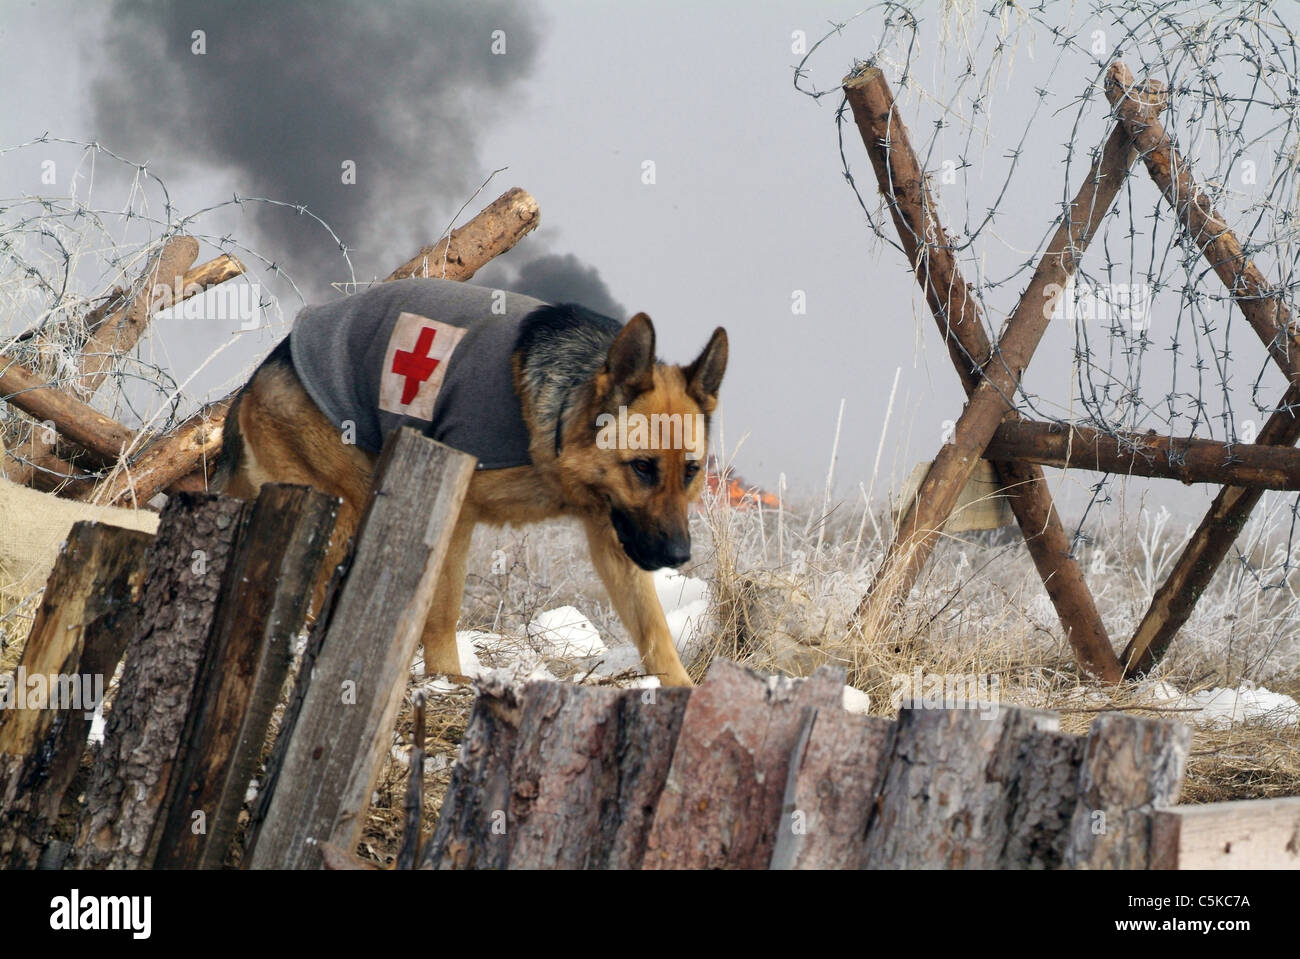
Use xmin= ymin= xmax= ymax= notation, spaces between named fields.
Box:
xmin=848 ymin=61 xmax=1300 ymax=682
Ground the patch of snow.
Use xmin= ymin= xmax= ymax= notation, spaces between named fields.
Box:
xmin=842 ymin=685 xmax=871 ymax=714
xmin=527 ymin=606 xmax=607 ymax=657
xmin=665 ymin=598 xmax=709 ymax=656
xmin=1179 ymin=683 xmax=1299 ymax=729
xmin=654 ymin=567 xmax=708 ymax=612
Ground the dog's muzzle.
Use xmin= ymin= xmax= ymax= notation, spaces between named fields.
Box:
xmin=610 ymin=508 xmax=691 ymax=571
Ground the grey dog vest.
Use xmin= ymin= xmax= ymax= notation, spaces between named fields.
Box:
xmin=289 ymin=278 xmax=547 ymax=469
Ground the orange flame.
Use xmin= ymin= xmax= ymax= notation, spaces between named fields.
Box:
xmin=702 ymin=456 xmax=779 ymax=509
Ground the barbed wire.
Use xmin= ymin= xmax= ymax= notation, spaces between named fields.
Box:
xmin=0 ymin=135 xmax=357 ymax=486
xmin=797 ymin=0 xmax=1300 ymax=588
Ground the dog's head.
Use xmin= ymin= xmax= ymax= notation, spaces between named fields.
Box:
xmin=566 ymin=314 xmax=728 ymax=571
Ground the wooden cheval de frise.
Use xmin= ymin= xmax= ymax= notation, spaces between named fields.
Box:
xmin=849 ymin=60 xmax=1300 ymax=680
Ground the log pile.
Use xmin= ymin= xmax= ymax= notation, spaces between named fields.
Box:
xmin=420 ymin=659 xmax=1295 ymax=870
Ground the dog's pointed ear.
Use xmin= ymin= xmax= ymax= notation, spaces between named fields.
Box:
xmin=683 ymin=327 xmax=728 ymax=412
xmin=597 ymin=312 xmax=656 ymax=401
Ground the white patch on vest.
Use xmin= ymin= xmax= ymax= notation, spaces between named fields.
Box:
xmin=378 ymin=312 xmax=466 ymax=422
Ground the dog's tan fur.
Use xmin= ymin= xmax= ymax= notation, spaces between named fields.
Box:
xmin=221 ymin=314 xmax=726 ymax=687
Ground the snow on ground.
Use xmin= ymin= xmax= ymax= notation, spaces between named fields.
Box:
xmin=526 ymin=606 xmax=607 ymax=657
xmin=410 ymin=568 xmax=872 ymax=707
xmin=1178 ymin=683 xmax=1299 ymax=728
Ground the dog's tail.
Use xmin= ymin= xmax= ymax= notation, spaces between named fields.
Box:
xmin=210 ymin=391 xmax=244 ymax=493
xmin=212 ymin=335 xmax=292 ymax=493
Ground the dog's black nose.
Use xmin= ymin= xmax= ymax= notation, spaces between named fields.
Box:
xmin=663 ymin=538 xmax=691 ymax=568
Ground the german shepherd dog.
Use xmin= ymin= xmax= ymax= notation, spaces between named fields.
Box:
xmin=214 ymin=279 xmax=727 ymax=687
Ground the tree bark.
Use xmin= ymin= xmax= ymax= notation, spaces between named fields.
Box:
xmin=642 ymin=661 xmax=844 ymax=870
xmin=1062 ymin=713 xmax=1190 ymax=869
xmin=986 ymin=419 xmax=1300 ymax=490
xmin=770 ymin=707 xmax=894 ymax=870
xmin=421 ymin=675 xmax=522 ymax=871
xmin=151 ymin=485 xmax=338 ymax=869
xmin=69 ymin=494 xmax=249 ymax=869
xmin=862 ymin=705 xmax=1060 ymax=869
xmin=843 ymin=64 xmax=1136 ymax=682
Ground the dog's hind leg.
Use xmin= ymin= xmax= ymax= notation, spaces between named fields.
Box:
xmin=419 ymin=505 xmax=476 ymax=678
xmin=583 ymin=518 xmax=694 ymax=687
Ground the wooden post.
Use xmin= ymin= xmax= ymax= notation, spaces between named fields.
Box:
xmin=246 ymin=429 xmax=474 ymax=870
xmin=151 ymin=484 xmax=338 ymax=869
xmin=0 ymin=522 xmax=152 ymax=869
xmin=843 ymin=66 xmax=1142 ymax=682
xmin=861 ymin=705 xmax=1060 ymax=869
xmin=1062 ymin=713 xmax=1190 ymax=869
xmin=1102 ymin=60 xmax=1300 ymax=674
xmin=386 ymin=187 xmax=540 ymax=282
xmin=69 ymin=494 xmax=250 ymax=869
xmin=641 ymin=661 xmax=844 ymax=870
xmin=769 ymin=707 xmax=894 ymax=870
xmin=1149 ymin=797 xmax=1300 ymax=869
xmin=986 ymin=418 xmax=1300 ymax=490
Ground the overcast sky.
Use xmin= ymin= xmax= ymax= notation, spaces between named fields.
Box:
xmin=4 ymin=0 xmax=1298 ymax=531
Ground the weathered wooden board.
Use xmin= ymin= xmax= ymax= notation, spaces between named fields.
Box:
xmin=642 ymin=660 xmax=845 ymax=869
xmin=247 ymin=429 xmax=474 ymax=870
xmin=0 ymin=522 xmax=152 ymax=868
xmin=1150 ymin=797 xmax=1300 ymax=870
xmin=70 ymin=494 xmax=249 ymax=869
xmin=1062 ymin=713 xmax=1190 ymax=869
xmin=152 ymin=484 xmax=338 ymax=869
xmin=770 ymin=706 xmax=895 ymax=869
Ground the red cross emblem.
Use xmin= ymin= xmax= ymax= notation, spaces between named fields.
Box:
xmin=391 ymin=326 xmax=441 ymax=404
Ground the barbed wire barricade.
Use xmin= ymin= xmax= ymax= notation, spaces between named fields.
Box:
xmin=794 ymin=1 xmax=1300 ymax=675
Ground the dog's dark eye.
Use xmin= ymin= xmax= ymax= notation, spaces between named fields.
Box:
xmin=684 ymin=462 xmax=701 ymax=482
xmin=629 ymin=458 xmax=657 ymax=483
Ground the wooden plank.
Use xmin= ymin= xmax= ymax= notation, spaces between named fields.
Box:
xmin=246 ymin=428 xmax=474 ymax=870
xmin=1150 ymin=798 xmax=1300 ymax=870
xmin=151 ymin=484 xmax=338 ymax=869
xmin=770 ymin=707 xmax=894 ymax=870
xmin=68 ymin=494 xmax=250 ymax=869
xmin=0 ymin=522 xmax=152 ymax=868
xmin=842 ymin=64 xmax=1136 ymax=682
xmin=642 ymin=660 xmax=844 ymax=870
xmin=1062 ymin=713 xmax=1190 ymax=869
xmin=862 ymin=704 xmax=1060 ymax=869
xmin=421 ymin=674 xmax=522 ymax=870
